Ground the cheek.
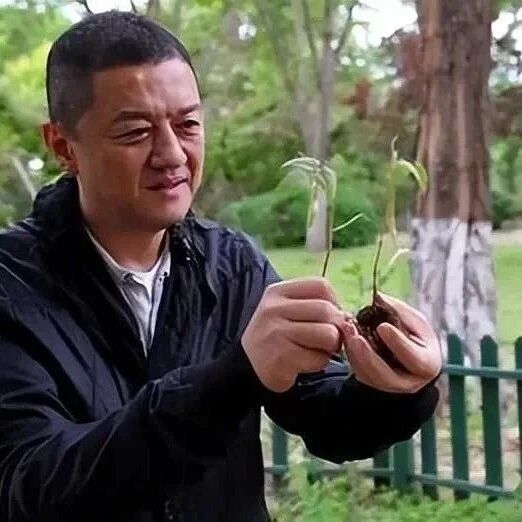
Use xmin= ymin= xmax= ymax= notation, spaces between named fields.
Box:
xmin=186 ymin=139 xmax=204 ymax=189
xmin=98 ymin=146 xmax=149 ymax=192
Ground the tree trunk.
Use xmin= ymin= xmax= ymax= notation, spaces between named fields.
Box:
xmin=411 ymin=1 xmax=497 ymax=386
xmin=304 ymin=0 xmax=335 ymax=252
xmin=255 ymin=0 xmax=349 ymax=252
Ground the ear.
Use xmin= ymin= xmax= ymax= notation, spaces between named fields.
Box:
xmin=41 ymin=122 xmax=79 ymax=175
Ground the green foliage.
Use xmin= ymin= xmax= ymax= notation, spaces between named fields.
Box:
xmin=0 ymin=5 xmax=66 ymax=64
xmin=201 ymin=108 xmax=301 ymax=214
xmin=492 ymin=190 xmax=520 ymax=230
xmin=217 ymin=181 xmax=378 ymax=249
xmin=272 ymin=464 xmax=522 ymax=522
xmin=0 ymin=42 xmax=50 ymax=153
xmin=330 ymin=183 xmax=378 ymax=247
xmin=490 ymin=136 xmax=522 ymax=228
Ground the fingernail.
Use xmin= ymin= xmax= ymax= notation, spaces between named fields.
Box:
xmin=343 ymin=321 xmax=357 ymax=337
xmin=376 ymin=323 xmax=390 ymax=336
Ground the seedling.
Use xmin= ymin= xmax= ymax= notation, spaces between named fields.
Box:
xmin=280 ymin=155 xmax=366 ymax=277
xmin=280 ymin=141 xmax=427 ymax=369
xmin=354 ymin=137 xmax=428 ymax=368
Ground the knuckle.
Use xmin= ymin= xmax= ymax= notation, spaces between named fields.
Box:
xmin=266 ymin=326 xmax=281 ymax=345
xmin=319 ymin=278 xmax=334 ymax=297
xmin=263 ymin=284 xmax=274 ymax=297
xmin=327 ymin=325 xmax=340 ymax=349
xmin=269 ymin=300 xmax=286 ymax=318
xmin=315 ymin=300 xmax=328 ymax=318
xmin=264 ymin=282 xmax=280 ymax=298
xmin=412 ymin=356 xmax=430 ymax=376
xmin=319 ymin=300 xmax=336 ymax=321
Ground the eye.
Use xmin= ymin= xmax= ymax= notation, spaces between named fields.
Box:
xmin=182 ymin=120 xmax=200 ymax=130
xmin=117 ymin=127 xmax=151 ymax=143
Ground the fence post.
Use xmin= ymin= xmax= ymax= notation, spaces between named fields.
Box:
xmin=272 ymin=424 xmax=288 ymax=487
xmin=480 ymin=336 xmax=503 ymax=494
xmin=421 ymin=416 xmax=439 ymax=499
xmin=393 ymin=440 xmax=414 ymax=493
xmin=515 ymin=338 xmax=522 ymax=481
xmin=448 ymin=335 xmax=470 ymax=500
xmin=373 ymin=450 xmax=390 ymax=489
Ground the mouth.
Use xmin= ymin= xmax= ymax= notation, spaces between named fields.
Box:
xmin=147 ymin=177 xmax=189 ymax=191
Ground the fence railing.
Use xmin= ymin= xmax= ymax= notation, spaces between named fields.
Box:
xmin=266 ymin=335 xmax=522 ymax=500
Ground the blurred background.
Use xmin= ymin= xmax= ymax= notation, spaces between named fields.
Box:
xmin=2 ymin=0 xmax=520 ymax=241
xmin=1 ymin=1 xmax=522 ymax=519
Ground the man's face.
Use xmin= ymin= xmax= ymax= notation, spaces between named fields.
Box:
xmin=50 ymin=58 xmax=204 ymax=233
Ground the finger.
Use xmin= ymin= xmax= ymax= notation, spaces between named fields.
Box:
xmin=342 ymin=336 xmax=373 ymax=384
xmin=269 ymin=277 xmax=340 ymax=307
xmin=290 ymin=344 xmax=332 ymax=374
xmin=344 ymin=335 xmax=427 ymax=393
xmin=376 ymin=292 xmax=437 ymax=341
xmin=284 ymin=321 xmax=341 ymax=354
xmin=376 ymin=322 xmax=441 ymax=379
xmin=277 ymin=299 xmax=346 ymax=325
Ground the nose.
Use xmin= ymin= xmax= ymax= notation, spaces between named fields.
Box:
xmin=149 ymin=123 xmax=187 ymax=170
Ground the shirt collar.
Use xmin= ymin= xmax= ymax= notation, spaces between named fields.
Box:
xmin=84 ymin=226 xmax=171 ymax=286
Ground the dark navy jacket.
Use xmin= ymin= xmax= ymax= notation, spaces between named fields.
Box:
xmin=0 ymin=176 xmax=438 ymax=521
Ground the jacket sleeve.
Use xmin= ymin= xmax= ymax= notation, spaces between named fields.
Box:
xmin=246 ymin=244 xmax=439 ymax=464
xmin=0 ymin=301 xmax=262 ymax=521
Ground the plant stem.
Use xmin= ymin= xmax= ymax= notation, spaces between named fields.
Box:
xmin=321 ymin=247 xmax=331 ymax=277
xmin=372 ymin=236 xmax=383 ymax=304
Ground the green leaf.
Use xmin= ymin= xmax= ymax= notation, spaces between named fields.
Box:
xmin=331 ymin=212 xmax=367 ymax=233
xmin=384 ymin=247 xmax=409 ymax=273
xmin=395 ymin=159 xmax=429 ymax=193
xmin=413 ymin=161 xmax=429 ymax=193
xmin=281 ymin=156 xmax=335 ymax=196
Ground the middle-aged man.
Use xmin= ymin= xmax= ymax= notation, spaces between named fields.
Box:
xmin=0 ymin=10 xmax=441 ymax=522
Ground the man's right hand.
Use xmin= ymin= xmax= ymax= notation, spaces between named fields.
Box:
xmin=241 ymin=278 xmax=346 ymax=393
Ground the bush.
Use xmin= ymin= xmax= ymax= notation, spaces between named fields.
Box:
xmin=217 ymin=182 xmax=378 ymax=249
xmin=331 ymin=183 xmax=379 ymax=248
xmin=271 ymin=464 xmax=522 ymax=522
xmin=492 ymin=190 xmax=521 ymax=230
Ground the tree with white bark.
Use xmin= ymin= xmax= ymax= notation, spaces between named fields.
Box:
xmin=411 ymin=0 xmax=497 ymax=404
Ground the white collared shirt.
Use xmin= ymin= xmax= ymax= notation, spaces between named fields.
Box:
xmin=85 ymin=228 xmax=171 ymax=353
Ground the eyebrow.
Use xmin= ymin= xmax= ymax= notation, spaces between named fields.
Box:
xmin=111 ymin=103 xmax=202 ymax=124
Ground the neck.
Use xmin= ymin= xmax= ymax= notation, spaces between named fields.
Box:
xmin=85 ymin=220 xmax=167 ymax=271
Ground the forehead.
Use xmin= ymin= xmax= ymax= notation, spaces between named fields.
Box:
xmin=89 ymin=58 xmax=200 ymax=117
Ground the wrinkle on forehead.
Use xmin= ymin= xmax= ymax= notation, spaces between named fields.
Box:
xmin=90 ymin=59 xmax=200 ymax=121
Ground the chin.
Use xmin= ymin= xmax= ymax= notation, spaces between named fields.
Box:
xmin=139 ymin=187 xmax=193 ymax=230
xmin=151 ymin=205 xmax=192 ymax=230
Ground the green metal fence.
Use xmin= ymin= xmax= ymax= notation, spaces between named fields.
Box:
xmin=267 ymin=335 xmax=522 ymax=500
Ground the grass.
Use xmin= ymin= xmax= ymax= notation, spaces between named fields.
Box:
xmin=265 ymin=244 xmax=522 ymax=348
xmin=271 ymin=463 xmax=522 ymax=522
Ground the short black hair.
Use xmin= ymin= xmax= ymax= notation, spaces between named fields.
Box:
xmin=46 ymin=10 xmax=198 ymax=134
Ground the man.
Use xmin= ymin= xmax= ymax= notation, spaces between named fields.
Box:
xmin=0 ymin=10 xmax=441 ymax=522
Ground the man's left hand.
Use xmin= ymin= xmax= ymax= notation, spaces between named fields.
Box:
xmin=342 ymin=293 xmax=442 ymax=394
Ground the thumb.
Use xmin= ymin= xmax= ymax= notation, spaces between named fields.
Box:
xmin=340 ymin=319 xmax=357 ymax=342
